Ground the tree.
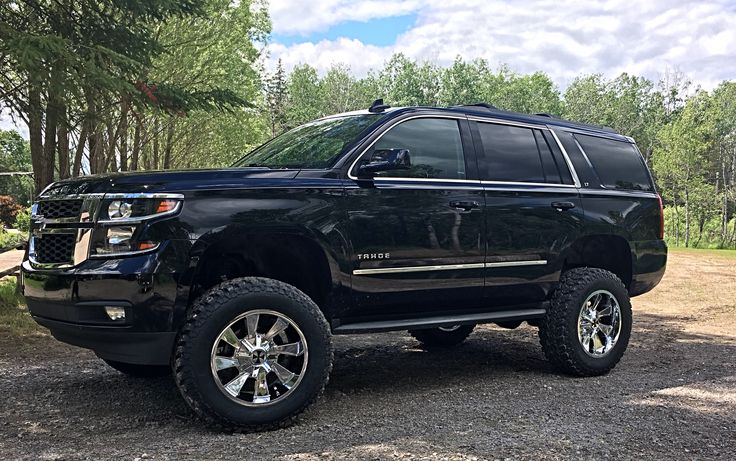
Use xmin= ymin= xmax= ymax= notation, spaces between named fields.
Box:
xmin=0 ymin=0 xmax=253 ymax=192
xmin=265 ymin=59 xmax=289 ymax=137
xmin=286 ymin=64 xmax=323 ymax=127
xmin=0 ymin=129 xmax=33 ymax=204
xmin=653 ymin=92 xmax=714 ymax=247
xmin=378 ymin=54 xmax=440 ymax=106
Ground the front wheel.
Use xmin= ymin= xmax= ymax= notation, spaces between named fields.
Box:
xmin=539 ymin=267 xmax=632 ymax=377
xmin=174 ymin=277 xmax=333 ymax=432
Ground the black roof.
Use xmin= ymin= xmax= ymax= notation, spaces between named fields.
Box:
xmin=388 ymin=104 xmax=628 ymax=141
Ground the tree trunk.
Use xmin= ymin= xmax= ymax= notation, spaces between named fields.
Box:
xmin=28 ymin=77 xmax=45 ymax=194
xmin=152 ymin=118 xmax=160 ymax=170
xmin=57 ymin=104 xmax=69 ymax=180
xmin=42 ymin=101 xmax=58 ymax=186
xmin=684 ymin=187 xmax=690 ymax=248
xmin=119 ymin=100 xmax=129 ymax=172
xmin=72 ymin=125 xmax=88 ymax=178
xmin=85 ymin=89 xmax=101 ymax=174
xmin=106 ymin=122 xmax=118 ymax=172
xmin=131 ymin=122 xmax=141 ymax=171
xmin=672 ymin=185 xmax=680 ymax=247
xmin=163 ymin=118 xmax=175 ymax=169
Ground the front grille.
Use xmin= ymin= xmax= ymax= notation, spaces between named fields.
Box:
xmin=38 ymin=200 xmax=83 ymax=219
xmin=34 ymin=234 xmax=76 ymax=264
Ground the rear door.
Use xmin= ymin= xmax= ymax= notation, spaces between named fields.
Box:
xmin=470 ymin=118 xmax=584 ymax=306
xmin=344 ymin=115 xmax=486 ymax=320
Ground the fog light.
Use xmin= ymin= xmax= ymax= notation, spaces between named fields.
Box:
xmin=104 ymin=306 xmax=126 ymax=321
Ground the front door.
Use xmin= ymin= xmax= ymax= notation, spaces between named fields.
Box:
xmin=344 ymin=116 xmax=486 ymax=320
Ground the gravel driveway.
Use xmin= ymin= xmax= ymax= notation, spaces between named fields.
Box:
xmin=1 ymin=250 xmax=734 ymax=460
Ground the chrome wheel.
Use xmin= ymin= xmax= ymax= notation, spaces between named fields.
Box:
xmin=210 ymin=309 xmax=308 ymax=406
xmin=577 ymin=290 xmax=622 ymax=357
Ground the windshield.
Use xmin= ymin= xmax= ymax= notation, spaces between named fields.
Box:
xmin=233 ymin=114 xmax=383 ymax=169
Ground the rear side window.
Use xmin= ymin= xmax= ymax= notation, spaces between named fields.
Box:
xmin=370 ymin=118 xmax=466 ymax=179
xmin=574 ymin=134 xmax=653 ymax=191
xmin=476 ymin=122 xmax=569 ymax=184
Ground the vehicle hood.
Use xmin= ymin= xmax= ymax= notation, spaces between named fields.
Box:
xmin=40 ymin=168 xmax=301 ymax=197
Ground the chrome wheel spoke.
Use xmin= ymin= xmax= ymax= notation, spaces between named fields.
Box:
xmin=264 ymin=317 xmax=289 ymax=340
xmin=253 ymin=367 xmax=271 ymax=403
xmin=221 ymin=328 xmax=240 ymax=349
xmin=271 ymin=341 xmax=304 ymax=357
xmin=214 ymin=356 xmax=239 ymax=371
xmin=224 ymin=367 xmax=253 ymax=397
xmin=590 ymin=293 xmax=603 ymax=311
xmin=598 ymin=323 xmax=614 ymax=336
xmin=272 ymin=362 xmax=299 ymax=389
xmin=246 ymin=313 xmax=259 ymax=338
xmin=581 ymin=333 xmax=592 ymax=352
xmin=597 ymin=304 xmax=612 ymax=318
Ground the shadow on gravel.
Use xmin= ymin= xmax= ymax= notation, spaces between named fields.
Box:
xmin=1 ymin=311 xmax=735 ymax=460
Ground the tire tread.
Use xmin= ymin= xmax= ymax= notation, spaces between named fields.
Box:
xmin=173 ymin=277 xmax=333 ymax=432
xmin=538 ymin=267 xmax=630 ymax=377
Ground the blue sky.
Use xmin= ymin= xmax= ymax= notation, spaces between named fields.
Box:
xmin=271 ymin=14 xmax=417 ymax=47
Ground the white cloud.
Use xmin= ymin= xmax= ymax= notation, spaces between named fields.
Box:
xmin=269 ymin=0 xmax=422 ymax=35
xmin=268 ymin=0 xmax=736 ymax=89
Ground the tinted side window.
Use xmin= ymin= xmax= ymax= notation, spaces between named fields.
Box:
xmin=370 ymin=118 xmax=466 ymax=179
xmin=478 ymin=122 xmax=574 ymax=184
xmin=534 ymin=130 xmax=561 ymax=184
xmin=575 ymin=134 xmax=653 ymax=191
xmin=541 ymin=131 xmax=574 ymax=185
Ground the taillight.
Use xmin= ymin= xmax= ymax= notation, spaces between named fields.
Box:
xmin=656 ymin=194 xmax=664 ymax=240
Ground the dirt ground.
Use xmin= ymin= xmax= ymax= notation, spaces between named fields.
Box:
xmin=0 ymin=249 xmax=734 ymax=460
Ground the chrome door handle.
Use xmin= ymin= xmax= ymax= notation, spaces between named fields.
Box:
xmin=551 ymin=201 xmax=576 ymax=211
xmin=449 ymin=200 xmax=480 ymax=211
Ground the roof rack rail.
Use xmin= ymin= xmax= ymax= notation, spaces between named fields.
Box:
xmin=368 ymin=98 xmax=391 ymax=113
xmin=458 ymin=102 xmax=497 ymax=110
xmin=534 ymin=113 xmax=559 ymax=119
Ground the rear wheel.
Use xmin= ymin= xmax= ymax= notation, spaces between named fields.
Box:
xmin=409 ymin=324 xmax=475 ymax=349
xmin=102 ymin=359 xmax=171 ymax=378
xmin=174 ymin=277 xmax=333 ymax=432
xmin=539 ymin=267 xmax=632 ymax=376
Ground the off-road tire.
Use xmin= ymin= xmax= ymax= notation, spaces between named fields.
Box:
xmin=174 ymin=277 xmax=333 ymax=432
xmin=409 ymin=325 xmax=475 ymax=349
xmin=539 ymin=267 xmax=632 ymax=377
xmin=102 ymin=359 xmax=171 ymax=378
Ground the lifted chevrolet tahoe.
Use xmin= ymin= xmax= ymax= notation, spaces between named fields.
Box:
xmin=20 ymin=100 xmax=667 ymax=431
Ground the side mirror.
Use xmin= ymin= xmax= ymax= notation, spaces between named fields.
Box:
xmin=358 ymin=148 xmax=411 ymax=177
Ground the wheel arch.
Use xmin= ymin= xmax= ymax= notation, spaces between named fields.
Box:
xmin=182 ymin=226 xmax=341 ymax=323
xmin=561 ymin=234 xmax=633 ymax=288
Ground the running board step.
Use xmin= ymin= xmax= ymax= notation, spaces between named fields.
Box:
xmin=333 ymin=308 xmax=546 ymax=334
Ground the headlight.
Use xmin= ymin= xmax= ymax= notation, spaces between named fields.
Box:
xmin=108 ymin=201 xmax=133 ymax=219
xmin=99 ymin=197 xmax=181 ymax=222
xmin=91 ymin=195 xmax=181 ymax=257
xmin=90 ymin=226 xmax=158 ymax=256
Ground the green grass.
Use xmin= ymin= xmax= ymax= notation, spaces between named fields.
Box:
xmin=0 ymin=276 xmax=42 ymax=336
xmin=669 ymin=247 xmax=736 ymax=258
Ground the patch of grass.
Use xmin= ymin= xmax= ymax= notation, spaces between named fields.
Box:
xmin=0 ymin=231 xmax=26 ymax=251
xmin=0 ymin=276 xmax=43 ymax=337
xmin=669 ymin=247 xmax=736 ymax=259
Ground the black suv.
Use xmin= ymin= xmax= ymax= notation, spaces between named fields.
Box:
xmin=20 ymin=101 xmax=667 ymax=431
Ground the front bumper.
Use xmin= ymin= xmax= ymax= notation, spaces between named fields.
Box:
xmin=32 ymin=316 xmax=176 ymax=365
xmin=20 ymin=246 xmax=186 ymax=365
